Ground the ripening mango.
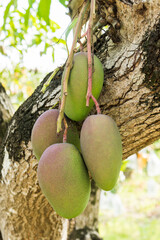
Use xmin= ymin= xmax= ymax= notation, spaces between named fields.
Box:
xmin=37 ymin=143 xmax=91 ymax=219
xmin=80 ymin=114 xmax=122 ymax=191
xmin=63 ymin=52 xmax=104 ymax=121
xmin=31 ymin=109 xmax=80 ymax=160
xmin=31 ymin=109 xmax=63 ymax=160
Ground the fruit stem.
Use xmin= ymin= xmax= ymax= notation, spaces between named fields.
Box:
xmin=57 ymin=1 xmax=88 ymax=134
xmin=86 ymin=0 xmax=100 ymax=114
xmin=63 ymin=118 xmax=68 ymax=143
xmin=91 ymin=94 xmax=101 ymax=114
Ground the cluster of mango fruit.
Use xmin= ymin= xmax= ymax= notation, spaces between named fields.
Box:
xmin=31 ymin=52 xmax=122 ymax=219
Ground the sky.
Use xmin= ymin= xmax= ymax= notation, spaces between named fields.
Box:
xmin=0 ymin=0 xmax=73 ymax=72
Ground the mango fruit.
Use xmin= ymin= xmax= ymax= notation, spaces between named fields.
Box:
xmin=37 ymin=143 xmax=91 ymax=219
xmin=80 ymin=114 xmax=122 ymax=191
xmin=31 ymin=109 xmax=80 ymax=160
xmin=63 ymin=52 xmax=104 ymax=121
xmin=31 ymin=109 xmax=62 ymax=160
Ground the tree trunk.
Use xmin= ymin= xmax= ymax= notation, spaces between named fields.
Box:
xmin=0 ymin=83 xmax=14 ymax=144
xmin=0 ymin=0 xmax=160 ymax=239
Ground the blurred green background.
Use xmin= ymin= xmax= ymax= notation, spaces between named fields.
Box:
xmin=99 ymin=143 xmax=160 ymax=240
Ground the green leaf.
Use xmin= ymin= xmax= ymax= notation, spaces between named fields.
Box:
xmin=65 ymin=17 xmax=78 ymax=54
xmin=65 ymin=17 xmax=78 ymax=42
xmin=32 ymin=34 xmax=42 ymax=45
xmin=58 ymin=0 xmax=68 ymax=7
xmin=121 ymin=159 xmax=129 ymax=172
xmin=52 ymin=48 xmax=54 ymax=62
xmin=3 ymin=0 xmax=14 ymax=30
xmin=50 ymin=20 xmax=60 ymax=32
xmin=28 ymin=0 xmax=32 ymax=7
xmin=43 ymin=42 xmax=50 ymax=54
xmin=38 ymin=0 xmax=52 ymax=25
xmin=13 ymin=0 xmax=17 ymax=9
xmin=24 ymin=7 xmax=30 ymax=28
xmin=41 ymin=67 xmax=60 ymax=93
xmin=51 ymin=36 xmax=66 ymax=45
xmin=28 ymin=0 xmax=35 ymax=7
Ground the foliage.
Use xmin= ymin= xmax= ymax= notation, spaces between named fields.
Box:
xmin=1 ymin=63 xmax=43 ymax=110
xmin=0 ymin=0 xmax=67 ymax=61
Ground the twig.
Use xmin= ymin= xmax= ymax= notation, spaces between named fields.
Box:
xmin=86 ymin=0 xmax=95 ymax=104
xmin=91 ymin=95 xmax=101 ymax=114
xmin=57 ymin=1 xmax=88 ymax=133
xmin=63 ymin=118 xmax=68 ymax=143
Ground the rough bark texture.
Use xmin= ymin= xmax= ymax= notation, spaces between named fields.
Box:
xmin=0 ymin=83 xmax=14 ymax=144
xmin=0 ymin=0 xmax=160 ymax=239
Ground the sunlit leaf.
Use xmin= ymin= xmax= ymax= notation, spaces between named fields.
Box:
xmin=17 ymin=92 xmax=24 ymax=102
xmin=51 ymin=36 xmax=66 ymax=45
xmin=50 ymin=20 xmax=60 ymax=32
xmin=65 ymin=17 xmax=77 ymax=42
xmin=3 ymin=0 xmax=14 ymax=30
xmin=52 ymin=48 xmax=54 ymax=62
xmin=32 ymin=34 xmax=42 ymax=45
xmin=121 ymin=159 xmax=129 ymax=172
xmin=0 ymin=0 xmax=64 ymax=61
xmin=41 ymin=67 xmax=60 ymax=93
xmin=58 ymin=39 xmax=66 ymax=45
xmin=38 ymin=0 xmax=51 ymax=25
xmin=28 ymin=0 xmax=36 ymax=7
xmin=13 ymin=0 xmax=17 ymax=9
xmin=65 ymin=17 xmax=78 ymax=54
xmin=24 ymin=7 xmax=30 ymax=28
xmin=58 ymin=0 xmax=69 ymax=7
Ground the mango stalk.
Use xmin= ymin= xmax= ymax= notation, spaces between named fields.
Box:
xmin=57 ymin=1 xmax=88 ymax=134
xmin=86 ymin=0 xmax=101 ymax=114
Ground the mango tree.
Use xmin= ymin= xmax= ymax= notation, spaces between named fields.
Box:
xmin=0 ymin=0 xmax=160 ymax=239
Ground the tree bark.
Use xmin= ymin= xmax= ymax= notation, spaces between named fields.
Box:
xmin=0 ymin=83 xmax=14 ymax=144
xmin=0 ymin=0 xmax=160 ymax=239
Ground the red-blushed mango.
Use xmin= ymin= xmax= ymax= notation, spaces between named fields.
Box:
xmin=80 ymin=114 xmax=122 ymax=191
xmin=37 ymin=143 xmax=91 ymax=219
xmin=31 ymin=109 xmax=63 ymax=160
xmin=63 ymin=52 xmax=104 ymax=121
xmin=31 ymin=109 xmax=81 ymax=160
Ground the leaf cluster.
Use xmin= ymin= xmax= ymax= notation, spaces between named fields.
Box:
xmin=0 ymin=0 xmax=67 ymax=60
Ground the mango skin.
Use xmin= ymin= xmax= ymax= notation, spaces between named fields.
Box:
xmin=31 ymin=109 xmax=81 ymax=160
xmin=63 ymin=52 xmax=104 ymax=121
xmin=80 ymin=114 xmax=122 ymax=191
xmin=37 ymin=143 xmax=91 ymax=219
xmin=31 ymin=109 xmax=63 ymax=160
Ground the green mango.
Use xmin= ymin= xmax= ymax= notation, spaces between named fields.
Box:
xmin=63 ymin=52 xmax=104 ymax=121
xmin=80 ymin=114 xmax=122 ymax=191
